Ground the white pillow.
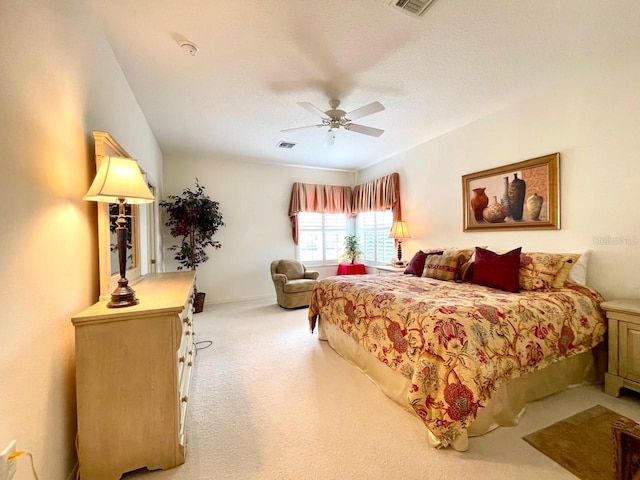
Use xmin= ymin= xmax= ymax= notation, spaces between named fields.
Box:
xmin=567 ymin=249 xmax=591 ymax=286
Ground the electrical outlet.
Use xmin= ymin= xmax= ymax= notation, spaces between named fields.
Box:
xmin=0 ymin=440 xmax=16 ymax=480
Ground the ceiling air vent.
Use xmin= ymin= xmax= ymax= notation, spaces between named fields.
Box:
xmin=389 ymin=0 xmax=438 ymax=17
xmin=276 ymin=141 xmax=296 ymax=149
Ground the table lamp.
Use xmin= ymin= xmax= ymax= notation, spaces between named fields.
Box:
xmin=388 ymin=220 xmax=411 ymax=265
xmin=84 ymin=156 xmax=155 ymax=308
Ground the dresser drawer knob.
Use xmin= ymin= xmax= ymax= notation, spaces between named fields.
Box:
xmin=179 ymin=356 xmax=185 ymax=363
xmin=181 ymin=396 xmax=188 ymax=403
xmin=188 ymin=361 xmax=192 ymax=367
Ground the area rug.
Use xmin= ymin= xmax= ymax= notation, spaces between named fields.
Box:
xmin=523 ymin=404 xmax=633 ymax=480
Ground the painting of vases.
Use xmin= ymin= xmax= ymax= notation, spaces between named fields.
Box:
xmin=462 ymin=153 xmax=560 ymax=231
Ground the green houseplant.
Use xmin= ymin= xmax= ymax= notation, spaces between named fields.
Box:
xmin=160 ymin=179 xmax=224 ymax=312
xmin=341 ymin=235 xmax=362 ymax=264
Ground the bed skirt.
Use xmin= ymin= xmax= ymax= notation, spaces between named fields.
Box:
xmin=318 ymin=317 xmax=606 ymax=451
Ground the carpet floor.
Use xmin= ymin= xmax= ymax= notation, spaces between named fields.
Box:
xmin=123 ymin=298 xmax=640 ymax=480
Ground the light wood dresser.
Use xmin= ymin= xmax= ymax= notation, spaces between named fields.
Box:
xmin=600 ymin=299 xmax=640 ymax=397
xmin=72 ymin=271 xmax=196 ymax=479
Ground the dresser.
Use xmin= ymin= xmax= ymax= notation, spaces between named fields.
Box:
xmin=72 ymin=271 xmax=196 ymax=479
xmin=600 ymin=299 xmax=640 ymax=397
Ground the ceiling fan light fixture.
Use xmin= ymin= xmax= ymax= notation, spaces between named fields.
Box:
xmin=282 ymin=99 xmax=385 ymax=146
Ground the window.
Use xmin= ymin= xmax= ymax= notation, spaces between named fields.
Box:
xmin=356 ymin=210 xmax=395 ymax=264
xmin=296 ymin=212 xmax=351 ymax=265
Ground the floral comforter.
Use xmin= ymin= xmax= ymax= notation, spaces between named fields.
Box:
xmin=308 ymin=275 xmax=606 ymax=447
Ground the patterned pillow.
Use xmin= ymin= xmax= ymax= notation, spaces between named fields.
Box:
xmin=422 ymin=253 xmax=462 ymax=281
xmin=552 ymin=253 xmax=582 ymax=288
xmin=519 ymin=252 xmax=566 ymax=290
xmin=458 ymin=259 xmax=475 ymax=282
xmin=404 ymin=249 xmax=444 ymax=275
xmin=443 ymin=247 xmax=475 ymax=265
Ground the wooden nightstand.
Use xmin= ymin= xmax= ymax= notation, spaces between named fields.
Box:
xmin=375 ymin=265 xmax=406 ymax=274
xmin=600 ymin=299 xmax=640 ymax=397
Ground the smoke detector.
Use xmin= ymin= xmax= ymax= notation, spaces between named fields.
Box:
xmin=389 ymin=0 xmax=438 ymax=17
xmin=179 ymin=41 xmax=199 ymax=56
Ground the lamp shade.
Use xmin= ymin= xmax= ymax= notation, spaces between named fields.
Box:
xmin=388 ymin=220 xmax=411 ymax=239
xmin=84 ymin=156 xmax=155 ymax=204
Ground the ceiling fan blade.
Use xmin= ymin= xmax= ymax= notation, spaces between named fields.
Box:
xmin=323 ymin=129 xmax=336 ymax=147
xmin=344 ymin=123 xmax=384 ymax=137
xmin=345 ymin=101 xmax=385 ymax=121
xmin=297 ymin=102 xmax=328 ymax=118
xmin=280 ymin=124 xmax=325 ymax=132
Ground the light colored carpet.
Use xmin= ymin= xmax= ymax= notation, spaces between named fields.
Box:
xmin=124 ymin=298 xmax=640 ymax=480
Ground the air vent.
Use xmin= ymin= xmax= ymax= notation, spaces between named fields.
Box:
xmin=276 ymin=141 xmax=296 ymax=149
xmin=389 ymin=0 xmax=437 ymax=17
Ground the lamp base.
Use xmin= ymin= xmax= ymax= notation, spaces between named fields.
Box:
xmin=107 ymin=277 xmax=139 ymax=308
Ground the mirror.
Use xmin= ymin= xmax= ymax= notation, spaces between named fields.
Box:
xmin=93 ymin=131 xmax=142 ymax=302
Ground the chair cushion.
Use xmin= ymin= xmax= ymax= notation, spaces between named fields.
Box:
xmin=278 ymin=260 xmax=305 ymax=280
xmin=283 ymin=279 xmax=317 ymax=293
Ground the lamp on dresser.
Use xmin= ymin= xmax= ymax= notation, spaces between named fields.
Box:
xmin=388 ymin=220 xmax=411 ymax=266
xmin=84 ymin=156 xmax=155 ymax=307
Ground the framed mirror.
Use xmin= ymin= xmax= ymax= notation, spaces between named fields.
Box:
xmin=93 ymin=131 xmax=142 ymax=301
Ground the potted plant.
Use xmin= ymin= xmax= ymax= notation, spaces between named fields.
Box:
xmin=160 ymin=179 xmax=224 ymax=312
xmin=341 ymin=235 xmax=362 ymax=264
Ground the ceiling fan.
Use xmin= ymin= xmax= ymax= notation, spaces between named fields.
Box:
xmin=281 ymin=99 xmax=385 ymax=146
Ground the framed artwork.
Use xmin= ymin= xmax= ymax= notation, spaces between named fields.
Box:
xmin=462 ymin=153 xmax=560 ymax=231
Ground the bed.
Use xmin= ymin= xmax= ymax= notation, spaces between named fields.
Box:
xmin=308 ymin=253 xmax=606 ymax=451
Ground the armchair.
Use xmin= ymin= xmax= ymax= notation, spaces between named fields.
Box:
xmin=270 ymin=259 xmax=319 ymax=308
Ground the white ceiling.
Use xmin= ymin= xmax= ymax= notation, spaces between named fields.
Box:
xmin=88 ymin=0 xmax=640 ymax=171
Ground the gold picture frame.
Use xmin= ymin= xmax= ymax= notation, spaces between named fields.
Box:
xmin=462 ymin=153 xmax=560 ymax=231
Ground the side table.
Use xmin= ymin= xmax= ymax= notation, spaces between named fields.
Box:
xmin=337 ymin=263 xmax=367 ymax=275
xmin=600 ymin=299 xmax=640 ymax=397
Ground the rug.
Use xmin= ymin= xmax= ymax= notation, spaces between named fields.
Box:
xmin=523 ymin=404 xmax=634 ymax=480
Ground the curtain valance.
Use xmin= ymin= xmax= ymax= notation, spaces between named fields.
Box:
xmin=288 ymin=173 xmax=401 ymax=244
xmin=352 ymin=172 xmax=402 ymax=221
xmin=288 ymin=183 xmax=353 ymax=245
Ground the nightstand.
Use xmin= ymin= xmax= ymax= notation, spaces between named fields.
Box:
xmin=375 ymin=265 xmax=406 ymax=274
xmin=600 ymin=299 xmax=640 ymax=397
xmin=336 ymin=263 xmax=367 ymax=275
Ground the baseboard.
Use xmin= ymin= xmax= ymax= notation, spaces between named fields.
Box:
xmin=204 ymin=294 xmax=274 ymax=306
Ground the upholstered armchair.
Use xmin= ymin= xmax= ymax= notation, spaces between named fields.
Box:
xmin=270 ymin=259 xmax=319 ymax=308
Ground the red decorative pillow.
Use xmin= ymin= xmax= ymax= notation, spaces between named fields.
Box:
xmin=404 ymin=250 xmax=443 ymax=275
xmin=472 ymin=247 xmax=521 ymax=292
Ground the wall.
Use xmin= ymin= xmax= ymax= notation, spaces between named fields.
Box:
xmin=358 ymin=50 xmax=640 ymax=300
xmin=0 ymin=1 xmax=163 ymax=478
xmin=163 ymin=156 xmax=354 ymax=302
